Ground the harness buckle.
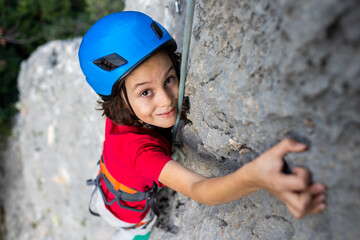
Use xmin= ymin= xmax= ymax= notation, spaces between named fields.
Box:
xmin=86 ymin=178 xmax=96 ymax=186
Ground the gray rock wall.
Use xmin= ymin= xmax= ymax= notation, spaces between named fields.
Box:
xmin=2 ymin=39 xmax=113 ymax=240
xmin=2 ymin=0 xmax=359 ymax=240
xmin=154 ymin=0 xmax=360 ymax=239
xmin=124 ymin=0 xmax=186 ymax=51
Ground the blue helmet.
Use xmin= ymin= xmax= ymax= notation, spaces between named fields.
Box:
xmin=78 ymin=11 xmax=177 ymax=98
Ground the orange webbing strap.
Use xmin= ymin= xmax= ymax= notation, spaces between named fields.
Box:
xmin=124 ymin=221 xmax=147 ymax=230
xmin=99 ymin=156 xmax=137 ymax=194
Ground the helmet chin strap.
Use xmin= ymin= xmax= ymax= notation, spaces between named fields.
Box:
xmin=121 ymin=84 xmax=154 ymax=129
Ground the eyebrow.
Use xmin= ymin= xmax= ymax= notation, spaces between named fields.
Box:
xmin=132 ymin=81 xmax=152 ymax=92
xmin=132 ymin=65 xmax=175 ymax=92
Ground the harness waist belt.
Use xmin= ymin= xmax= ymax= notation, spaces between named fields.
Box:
xmin=87 ymin=154 xmax=159 ymax=215
xmin=99 ymin=156 xmax=137 ymax=194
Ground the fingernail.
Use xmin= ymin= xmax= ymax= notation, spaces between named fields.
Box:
xmin=316 ymin=185 xmax=325 ymax=192
xmin=296 ymin=143 xmax=307 ymax=148
xmin=317 ymin=195 xmax=326 ymax=202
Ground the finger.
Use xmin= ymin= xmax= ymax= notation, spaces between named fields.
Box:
xmin=284 ymin=203 xmax=301 ymax=219
xmin=296 ymin=190 xmax=312 ymax=216
xmin=280 ymin=187 xmax=325 ymax=219
xmin=309 ymin=183 xmax=327 ymax=195
xmin=280 ymin=191 xmax=299 ymax=211
xmin=282 ymin=191 xmax=311 ymax=219
xmin=270 ymin=138 xmax=308 ymax=157
xmin=307 ymin=191 xmax=327 ymax=215
xmin=312 ymin=193 xmax=326 ymax=204
xmin=288 ymin=200 xmax=326 ymax=218
xmin=275 ymin=167 xmax=312 ymax=192
xmin=273 ymin=191 xmax=300 ymax=217
xmin=292 ymin=167 xmax=311 ymax=186
xmin=276 ymin=173 xmax=308 ymax=191
xmin=309 ymin=202 xmax=327 ymax=215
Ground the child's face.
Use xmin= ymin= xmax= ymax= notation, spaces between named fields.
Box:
xmin=124 ymin=51 xmax=179 ymax=128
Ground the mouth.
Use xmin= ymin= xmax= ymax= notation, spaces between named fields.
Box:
xmin=157 ymin=106 xmax=176 ymax=118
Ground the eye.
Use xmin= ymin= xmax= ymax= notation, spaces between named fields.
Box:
xmin=165 ymin=76 xmax=175 ymax=85
xmin=141 ymin=90 xmax=152 ymax=97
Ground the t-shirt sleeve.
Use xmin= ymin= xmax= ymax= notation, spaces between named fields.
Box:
xmin=132 ymin=142 xmax=172 ymax=184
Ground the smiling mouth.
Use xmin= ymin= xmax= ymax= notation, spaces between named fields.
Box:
xmin=157 ymin=107 xmax=176 ymax=118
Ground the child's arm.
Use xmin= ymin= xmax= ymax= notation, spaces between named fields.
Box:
xmin=158 ymin=138 xmax=327 ymax=219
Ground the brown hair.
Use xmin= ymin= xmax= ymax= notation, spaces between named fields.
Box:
xmin=98 ymin=50 xmax=181 ymax=126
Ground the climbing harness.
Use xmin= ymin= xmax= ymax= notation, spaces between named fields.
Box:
xmin=87 ymin=155 xmax=160 ymax=217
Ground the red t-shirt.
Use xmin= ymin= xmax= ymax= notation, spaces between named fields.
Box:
xmin=100 ymin=118 xmax=172 ymax=223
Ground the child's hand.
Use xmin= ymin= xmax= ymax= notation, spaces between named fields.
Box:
xmin=250 ymin=138 xmax=327 ymax=219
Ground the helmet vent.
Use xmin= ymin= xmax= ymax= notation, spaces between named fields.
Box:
xmin=93 ymin=53 xmax=128 ymax=71
xmin=151 ymin=21 xmax=163 ymax=39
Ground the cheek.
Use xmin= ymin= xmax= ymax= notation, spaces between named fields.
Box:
xmin=132 ymin=99 xmax=155 ymax=117
xmin=172 ymin=85 xmax=179 ymax=99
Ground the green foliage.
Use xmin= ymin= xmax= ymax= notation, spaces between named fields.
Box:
xmin=0 ymin=0 xmax=125 ymax=137
xmin=85 ymin=0 xmax=125 ymax=22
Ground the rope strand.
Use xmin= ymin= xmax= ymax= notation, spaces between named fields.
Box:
xmin=172 ymin=0 xmax=196 ymax=151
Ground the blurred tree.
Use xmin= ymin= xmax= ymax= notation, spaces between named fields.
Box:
xmin=0 ymin=0 xmax=125 ymax=138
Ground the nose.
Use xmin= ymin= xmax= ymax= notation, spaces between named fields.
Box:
xmin=157 ymin=87 xmax=174 ymax=108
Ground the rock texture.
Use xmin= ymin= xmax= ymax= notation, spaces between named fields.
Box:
xmin=124 ymin=0 xmax=186 ymax=51
xmin=157 ymin=0 xmax=360 ymax=239
xmin=2 ymin=39 xmax=114 ymax=240
xmin=1 ymin=0 xmax=360 ymax=240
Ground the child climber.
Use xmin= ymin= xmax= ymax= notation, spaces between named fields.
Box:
xmin=78 ymin=11 xmax=327 ymax=240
